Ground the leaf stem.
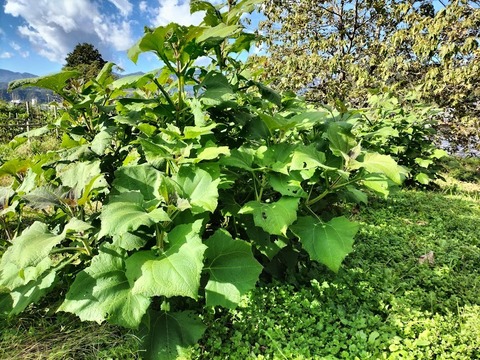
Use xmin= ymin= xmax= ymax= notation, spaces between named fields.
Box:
xmin=80 ymin=238 xmax=93 ymax=256
xmin=50 ymin=246 xmax=87 ymax=254
xmin=153 ymin=78 xmax=175 ymax=109
xmin=156 ymin=223 xmax=165 ymax=250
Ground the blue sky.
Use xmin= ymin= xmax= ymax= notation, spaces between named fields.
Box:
xmin=0 ymin=0 xmax=262 ymax=76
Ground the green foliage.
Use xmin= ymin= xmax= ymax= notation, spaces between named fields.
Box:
xmin=0 ymin=1 xmax=406 ymax=357
xmin=440 ymin=156 xmax=480 ymax=184
xmin=258 ymin=0 xmax=480 ymax=154
xmin=354 ymin=92 xmax=448 ymax=186
xmin=63 ymin=43 xmax=107 ymax=80
xmin=192 ymin=190 xmax=480 ymax=359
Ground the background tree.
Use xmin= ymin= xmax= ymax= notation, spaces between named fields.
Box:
xmin=256 ymin=0 xmax=480 ymax=152
xmin=63 ymin=43 xmax=107 ymax=80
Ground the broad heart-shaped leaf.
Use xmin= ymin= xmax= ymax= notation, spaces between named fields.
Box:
xmin=256 ymin=143 xmax=295 ymax=174
xmin=140 ymin=310 xmax=206 ymax=360
xmin=269 ymin=173 xmax=308 ymax=198
xmin=326 ymin=122 xmax=357 ymax=157
xmin=197 ymin=23 xmax=240 ymax=44
xmin=361 ymin=174 xmax=392 ymax=198
xmin=22 ymin=186 xmax=68 ymax=209
xmin=290 ymin=216 xmax=359 ymax=272
xmin=244 ymin=217 xmax=288 ymax=260
xmin=58 ymin=160 xmax=107 ymax=199
xmin=219 ymin=147 xmax=255 ymax=170
xmin=290 ymin=144 xmax=333 ymax=176
xmin=204 ymin=230 xmax=262 ymax=308
xmin=112 ymin=164 xmax=163 ymax=201
xmin=0 ymin=270 xmax=57 ymax=317
xmin=59 ymin=245 xmax=150 ymax=329
xmin=125 ymin=221 xmax=206 ymax=299
xmin=198 ymin=71 xmax=235 ymax=106
xmin=252 ymin=81 xmax=281 ymax=106
xmin=239 ymin=197 xmax=300 ymax=236
xmin=193 ymin=144 xmax=230 ymax=163
xmin=1 ymin=222 xmax=64 ymax=269
xmin=172 ymin=166 xmax=220 ymax=214
xmin=0 ymin=257 xmax=51 ymax=290
xmin=351 ymin=153 xmax=407 ymax=185
xmin=98 ymin=192 xmax=170 ymax=239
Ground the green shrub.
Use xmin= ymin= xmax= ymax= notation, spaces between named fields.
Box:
xmin=354 ymin=92 xmax=448 ymax=186
xmin=0 ymin=1 xmax=406 ymax=358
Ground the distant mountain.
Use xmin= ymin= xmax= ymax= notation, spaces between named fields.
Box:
xmin=0 ymin=69 xmax=53 ymax=103
xmin=0 ymin=69 xmax=37 ymax=83
xmin=0 ymin=68 xmax=151 ymax=104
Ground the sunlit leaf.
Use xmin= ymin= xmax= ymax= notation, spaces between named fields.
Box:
xmin=125 ymin=221 xmax=206 ymax=299
xmin=239 ymin=197 xmax=299 ymax=236
xmin=290 ymin=216 xmax=359 ymax=272
xmin=59 ymin=245 xmax=150 ymax=328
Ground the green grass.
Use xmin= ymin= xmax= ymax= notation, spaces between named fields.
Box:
xmin=190 ymin=188 xmax=480 ymax=359
xmin=1 ymin=156 xmax=479 ymax=359
xmin=0 ymin=312 xmax=142 ymax=359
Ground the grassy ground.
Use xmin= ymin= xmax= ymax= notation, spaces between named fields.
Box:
xmin=0 ymin=156 xmax=479 ymax=359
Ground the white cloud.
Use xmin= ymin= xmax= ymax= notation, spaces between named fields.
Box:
xmin=108 ymin=0 xmax=133 ymax=17
xmin=0 ymin=52 xmax=14 ymax=59
xmin=9 ymin=41 xmax=21 ymax=51
xmin=9 ymin=41 xmax=30 ymax=58
xmin=4 ymin=0 xmax=135 ymax=63
xmin=151 ymin=0 xmax=205 ymax=27
xmin=139 ymin=1 xmax=148 ymax=12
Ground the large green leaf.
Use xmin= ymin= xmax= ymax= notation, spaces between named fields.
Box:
xmin=110 ymin=72 xmax=155 ymax=90
xmin=269 ymin=173 xmax=307 ymax=198
xmin=290 ymin=216 xmax=359 ymax=272
xmin=361 ymin=174 xmax=392 ymax=198
xmin=351 ymin=153 xmax=407 ymax=184
xmin=98 ymin=192 xmax=170 ymax=239
xmin=197 ymin=24 xmax=241 ymax=43
xmin=0 ymin=270 xmax=57 ymax=317
xmin=22 ymin=186 xmax=68 ymax=210
xmin=58 ymin=160 xmax=107 ymax=199
xmin=0 ymin=257 xmax=52 ymax=290
xmin=173 ymin=166 xmax=220 ymax=214
xmin=59 ymin=245 xmax=150 ymax=328
xmin=290 ymin=145 xmax=332 ymax=174
xmin=112 ymin=164 xmax=163 ymax=201
xmin=198 ymin=72 xmax=235 ymax=106
xmin=219 ymin=147 xmax=255 ymax=170
xmin=326 ymin=122 xmax=357 ymax=157
xmin=239 ymin=197 xmax=299 ymax=236
xmin=257 ymin=143 xmax=295 ymax=174
xmin=8 ymin=71 xmax=79 ymax=96
xmin=1 ymin=222 xmax=64 ymax=269
xmin=125 ymin=221 xmax=206 ymax=299
xmin=140 ymin=310 xmax=206 ymax=360
xmin=204 ymin=230 xmax=262 ymax=308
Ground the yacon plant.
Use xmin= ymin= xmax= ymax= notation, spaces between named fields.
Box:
xmin=0 ymin=1 xmax=406 ymax=358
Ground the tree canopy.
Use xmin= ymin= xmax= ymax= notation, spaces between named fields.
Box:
xmin=256 ymin=0 xmax=480 ymax=151
xmin=63 ymin=43 xmax=107 ymax=80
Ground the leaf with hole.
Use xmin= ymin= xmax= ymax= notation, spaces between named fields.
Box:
xmin=239 ymin=197 xmax=299 ymax=236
